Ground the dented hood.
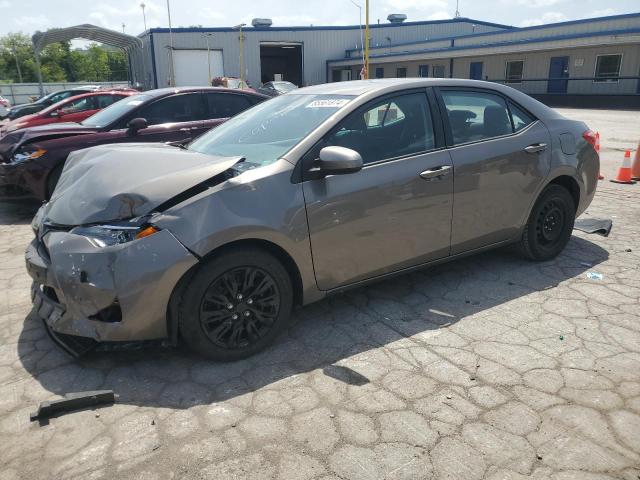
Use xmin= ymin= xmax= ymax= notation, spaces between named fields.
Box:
xmin=43 ymin=142 xmax=243 ymax=226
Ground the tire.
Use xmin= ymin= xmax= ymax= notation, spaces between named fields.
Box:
xmin=519 ymin=184 xmax=576 ymax=261
xmin=46 ymin=165 xmax=63 ymax=200
xmin=178 ymin=247 xmax=293 ymax=361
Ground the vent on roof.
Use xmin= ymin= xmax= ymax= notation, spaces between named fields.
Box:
xmin=387 ymin=14 xmax=407 ymax=23
xmin=251 ymin=18 xmax=273 ymax=28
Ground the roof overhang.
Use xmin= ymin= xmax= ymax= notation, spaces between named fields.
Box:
xmin=32 ymin=24 xmax=143 ymax=52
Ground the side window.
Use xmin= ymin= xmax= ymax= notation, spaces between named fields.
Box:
xmin=441 ymin=90 xmax=513 ymax=145
xmin=324 ymin=92 xmax=435 ymax=164
xmin=508 ymin=101 xmax=535 ymax=132
xmin=95 ymin=95 xmax=121 ymax=109
xmin=50 ymin=91 xmax=73 ymax=104
xmin=136 ymin=93 xmax=206 ymax=125
xmin=206 ymin=93 xmax=252 ymax=119
xmin=59 ymin=97 xmax=90 ymax=114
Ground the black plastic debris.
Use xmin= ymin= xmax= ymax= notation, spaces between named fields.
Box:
xmin=30 ymin=390 xmax=117 ymax=422
xmin=573 ymin=218 xmax=613 ymax=237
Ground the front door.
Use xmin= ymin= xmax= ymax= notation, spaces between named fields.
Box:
xmin=438 ymin=88 xmax=551 ymax=254
xmin=547 ymin=56 xmax=569 ymax=93
xmin=469 ymin=62 xmax=483 ymax=80
xmin=303 ymin=91 xmax=453 ymax=290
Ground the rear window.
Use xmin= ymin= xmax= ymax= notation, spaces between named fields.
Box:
xmin=442 ymin=90 xmax=535 ymax=145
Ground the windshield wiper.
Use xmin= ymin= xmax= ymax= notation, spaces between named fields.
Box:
xmin=166 ymin=138 xmax=191 ymax=149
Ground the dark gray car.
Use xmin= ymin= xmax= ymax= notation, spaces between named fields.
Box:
xmin=26 ymin=79 xmax=599 ymax=360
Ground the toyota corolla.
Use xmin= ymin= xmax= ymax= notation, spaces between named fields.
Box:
xmin=26 ymin=79 xmax=599 ymax=360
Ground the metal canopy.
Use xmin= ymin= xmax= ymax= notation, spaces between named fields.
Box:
xmin=31 ymin=24 xmax=144 ymax=95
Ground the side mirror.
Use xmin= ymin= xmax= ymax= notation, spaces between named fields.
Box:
xmin=127 ymin=117 xmax=148 ymax=134
xmin=315 ymin=146 xmax=363 ymax=176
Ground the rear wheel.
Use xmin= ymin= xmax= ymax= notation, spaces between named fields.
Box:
xmin=178 ymin=248 xmax=293 ymax=361
xmin=519 ymin=184 xmax=576 ymax=261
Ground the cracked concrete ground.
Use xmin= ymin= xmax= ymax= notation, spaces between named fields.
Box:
xmin=0 ymin=108 xmax=639 ymax=480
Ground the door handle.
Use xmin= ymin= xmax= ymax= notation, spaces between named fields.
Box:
xmin=419 ymin=165 xmax=452 ymax=180
xmin=524 ymin=143 xmax=547 ymax=154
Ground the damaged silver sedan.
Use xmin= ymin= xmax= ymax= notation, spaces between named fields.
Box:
xmin=27 ymin=79 xmax=598 ymax=360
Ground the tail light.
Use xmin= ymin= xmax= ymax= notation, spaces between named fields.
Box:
xmin=582 ymin=130 xmax=597 ymax=150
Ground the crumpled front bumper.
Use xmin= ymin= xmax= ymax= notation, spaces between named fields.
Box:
xmin=25 ymin=228 xmax=198 ymax=353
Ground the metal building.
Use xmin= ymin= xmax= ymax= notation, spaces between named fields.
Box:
xmin=135 ymin=17 xmax=508 ymax=89
xmin=134 ymin=12 xmax=640 ymax=104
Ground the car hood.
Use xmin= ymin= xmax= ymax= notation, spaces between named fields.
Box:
xmin=43 ymin=142 xmax=243 ymax=226
xmin=0 ymin=123 xmax=97 ymax=161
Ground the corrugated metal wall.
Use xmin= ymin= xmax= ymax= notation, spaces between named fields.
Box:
xmin=140 ymin=20 xmax=506 ymax=89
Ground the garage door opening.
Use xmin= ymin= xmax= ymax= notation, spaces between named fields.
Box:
xmin=260 ymin=43 xmax=303 ymax=87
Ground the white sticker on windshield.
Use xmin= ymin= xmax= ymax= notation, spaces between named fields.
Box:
xmin=306 ymin=99 xmax=350 ymax=108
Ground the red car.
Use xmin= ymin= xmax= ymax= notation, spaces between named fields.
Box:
xmin=0 ymin=91 xmax=136 ymax=136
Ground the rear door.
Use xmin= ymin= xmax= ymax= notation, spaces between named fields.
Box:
xmin=200 ymin=92 xmax=257 ymax=133
xmin=303 ymin=90 xmax=453 ymax=290
xmin=436 ymin=87 xmax=551 ymax=254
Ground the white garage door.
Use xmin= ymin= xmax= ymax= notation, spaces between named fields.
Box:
xmin=173 ymin=49 xmax=224 ymax=87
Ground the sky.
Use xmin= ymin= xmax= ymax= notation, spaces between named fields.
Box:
xmin=0 ymin=0 xmax=637 ymax=38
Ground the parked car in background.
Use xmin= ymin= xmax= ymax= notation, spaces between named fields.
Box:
xmin=0 ymin=96 xmax=10 ymax=119
xmin=5 ymin=86 xmax=104 ymax=121
xmin=25 ymin=79 xmax=598 ymax=359
xmin=257 ymin=81 xmax=298 ymax=97
xmin=0 ymin=90 xmax=136 ymax=136
xmin=0 ymin=87 xmax=266 ymax=200
xmin=211 ymin=77 xmax=256 ymax=92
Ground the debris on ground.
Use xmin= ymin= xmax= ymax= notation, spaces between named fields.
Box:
xmin=586 ymin=272 xmax=604 ymax=280
xmin=30 ymin=390 xmax=117 ymax=423
xmin=574 ymin=218 xmax=613 ymax=236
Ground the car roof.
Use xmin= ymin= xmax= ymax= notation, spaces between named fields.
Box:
xmin=143 ymin=87 xmax=264 ymax=98
xmin=293 ymin=78 xmax=555 ymax=119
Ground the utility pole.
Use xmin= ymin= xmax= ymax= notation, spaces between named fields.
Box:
xmin=234 ymin=23 xmax=246 ymax=86
xmin=140 ymin=2 xmax=147 ymax=31
xmin=455 ymin=0 xmax=461 ymax=17
xmin=167 ymin=0 xmax=175 ymax=86
xmin=202 ymin=33 xmax=214 ymax=84
xmin=364 ymin=0 xmax=370 ymax=79
xmin=11 ymin=42 xmax=23 ymax=83
xmin=349 ymin=0 xmax=365 ymax=77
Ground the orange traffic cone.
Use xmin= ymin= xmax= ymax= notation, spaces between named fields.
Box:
xmin=631 ymin=143 xmax=640 ymax=181
xmin=610 ymin=150 xmax=636 ymax=184
xmin=596 ymin=132 xmax=604 ymax=180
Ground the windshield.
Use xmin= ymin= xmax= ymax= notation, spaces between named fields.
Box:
xmin=81 ymin=94 xmax=151 ymax=128
xmin=188 ymin=93 xmax=354 ymax=168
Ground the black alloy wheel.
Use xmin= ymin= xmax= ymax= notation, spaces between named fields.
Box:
xmin=179 ymin=248 xmax=293 ymax=361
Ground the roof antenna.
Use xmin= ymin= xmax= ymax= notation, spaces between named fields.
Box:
xmin=454 ymin=0 xmax=461 ymax=17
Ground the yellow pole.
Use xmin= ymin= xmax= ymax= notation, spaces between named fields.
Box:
xmin=364 ymin=0 xmax=370 ymax=79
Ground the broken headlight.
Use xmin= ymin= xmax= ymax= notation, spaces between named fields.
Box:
xmin=70 ymin=224 xmax=159 ymax=248
xmin=12 ymin=146 xmax=47 ymax=164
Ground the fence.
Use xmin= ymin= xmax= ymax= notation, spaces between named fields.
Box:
xmin=0 ymin=81 xmax=130 ymax=106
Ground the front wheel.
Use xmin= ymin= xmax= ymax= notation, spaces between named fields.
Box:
xmin=518 ymin=184 xmax=576 ymax=261
xmin=178 ymin=248 xmax=293 ymax=361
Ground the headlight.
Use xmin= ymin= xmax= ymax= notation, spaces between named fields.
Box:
xmin=7 ymin=122 xmax=27 ymax=133
xmin=70 ymin=224 xmax=159 ymax=248
xmin=12 ymin=146 xmax=47 ymax=164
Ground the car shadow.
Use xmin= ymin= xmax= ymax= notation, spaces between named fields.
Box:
xmin=17 ymin=235 xmax=608 ymax=410
xmin=0 ymin=199 xmax=40 ymax=226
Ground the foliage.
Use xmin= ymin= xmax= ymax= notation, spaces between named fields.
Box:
xmin=0 ymin=32 xmax=129 ymax=83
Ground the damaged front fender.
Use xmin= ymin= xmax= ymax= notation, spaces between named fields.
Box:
xmin=30 ymin=228 xmax=198 ymax=341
